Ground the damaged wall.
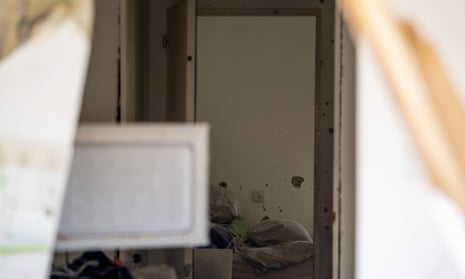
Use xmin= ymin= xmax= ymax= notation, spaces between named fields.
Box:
xmin=135 ymin=1 xmax=336 ymax=278
xmin=196 ymin=2 xmax=335 ymax=279
xmin=197 ymin=15 xmax=317 ymax=233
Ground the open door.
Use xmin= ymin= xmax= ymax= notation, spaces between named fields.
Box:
xmin=166 ymin=0 xmax=196 ymax=122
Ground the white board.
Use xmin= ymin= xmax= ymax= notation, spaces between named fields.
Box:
xmin=57 ymin=124 xmax=209 ymax=250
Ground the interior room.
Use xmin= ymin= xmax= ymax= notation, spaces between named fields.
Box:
xmin=53 ymin=0 xmax=351 ymax=278
xmin=3 ymin=0 xmax=465 ymax=279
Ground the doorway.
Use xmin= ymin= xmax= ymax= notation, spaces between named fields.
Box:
xmin=196 ymin=10 xmax=319 ymax=277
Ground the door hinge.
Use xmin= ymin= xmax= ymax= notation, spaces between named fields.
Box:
xmin=163 ymin=34 xmax=169 ymax=49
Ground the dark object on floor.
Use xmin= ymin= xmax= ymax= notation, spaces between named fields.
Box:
xmin=51 ymin=251 xmax=135 ymax=279
xmin=210 ymin=224 xmax=233 ymax=248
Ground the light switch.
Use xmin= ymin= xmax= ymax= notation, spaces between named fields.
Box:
xmin=252 ymin=191 xmax=265 ymax=203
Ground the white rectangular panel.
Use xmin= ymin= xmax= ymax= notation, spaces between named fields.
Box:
xmin=56 ymin=124 xmax=209 ymax=250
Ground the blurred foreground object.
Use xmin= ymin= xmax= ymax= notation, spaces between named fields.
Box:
xmin=56 ymin=124 xmax=209 ymax=251
xmin=341 ymin=0 xmax=465 ymax=213
xmin=0 ymin=0 xmax=93 ymax=60
xmin=0 ymin=0 xmax=94 ymax=278
xmin=338 ymin=0 xmax=465 ymax=278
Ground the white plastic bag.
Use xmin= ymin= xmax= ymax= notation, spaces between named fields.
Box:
xmin=247 ymin=219 xmax=313 ymax=246
xmin=209 ymin=185 xmax=241 ymax=223
xmin=238 ymin=241 xmax=313 ymax=273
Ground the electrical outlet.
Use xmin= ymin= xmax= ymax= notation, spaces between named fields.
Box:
xmin=252 ymin=191 xmax=265 ymax=203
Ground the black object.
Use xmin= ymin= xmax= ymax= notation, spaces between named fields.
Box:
xmin=210 ymin=225 xmax=233 ymax=249
xmin=51 ymin=251 xmax=134 ymax=279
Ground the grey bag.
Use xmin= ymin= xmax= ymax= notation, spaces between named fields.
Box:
xmin=209 ymin=185 xmax=241 ymax=223
xmin=247 ymin=219 xmax=313 ymax=246
xmin=239 ymin=241 xmax=313 ymax=273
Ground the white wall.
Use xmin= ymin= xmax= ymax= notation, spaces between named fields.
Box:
xmin=197 ymin=16 xmax=316 ymax=233
xmin=356 ymin=1 xmax=465 ymax=278
xmin=79 ymin=0 xmax=119 ymax=122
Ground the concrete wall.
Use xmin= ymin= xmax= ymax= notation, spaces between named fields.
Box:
xmin=197 ymin=15 xmax=316 ymax=233
xmin=78 ymin=0 xmax=171 ymax=123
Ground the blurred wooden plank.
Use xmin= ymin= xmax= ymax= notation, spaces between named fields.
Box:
xmin=340 ymin=0 xmax=465 ymax=211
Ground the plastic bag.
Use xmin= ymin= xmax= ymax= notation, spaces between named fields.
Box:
xmin=247 ymin=219 xmax=313 ymax=246
xmin=209 ymin=185 xmax=241 ymax=223
xmin=238 ymin=241 xmax=313 ymax=273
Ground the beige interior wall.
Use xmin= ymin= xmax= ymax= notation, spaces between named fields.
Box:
xmin=79 ymin=0 xmax=119 ymax=122
xmin=79 ymin=0 xmax=176 ymax=123
xmin=144 ymin=0 xmax=331 ymax=124
xmin=196 ymin=1 xmax=336 ymax=278
xmin=143 ymin=0 xmax=180 ymax=121
xmin=197 ymin=15 xmax=316 ymax=233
